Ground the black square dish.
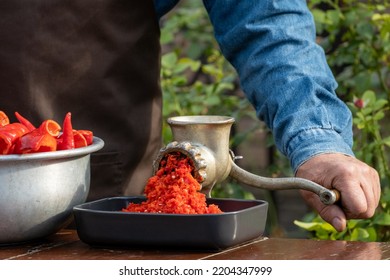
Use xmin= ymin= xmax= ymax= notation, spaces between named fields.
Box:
xmin=73 ymin=196 xmax=268 ymax=250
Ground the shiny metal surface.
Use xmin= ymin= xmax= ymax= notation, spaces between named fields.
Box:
xmin=229 ymin=158 xmax=339 ymax=205
xmin=0 ymin=137 xmax=104 ymax=244
xmin=155 ymin=115 xmax=339 ymax=204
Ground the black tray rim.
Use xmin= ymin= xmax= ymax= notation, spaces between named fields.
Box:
xmin=73 ymin=196 xmax=268 ymax=217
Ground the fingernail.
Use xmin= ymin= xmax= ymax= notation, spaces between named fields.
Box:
xmin=332 ymin=217 xmax=345 ymax=232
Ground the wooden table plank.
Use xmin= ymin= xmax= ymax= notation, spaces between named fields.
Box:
xmin=1 ymin=230 xmax=389 ymax=260
xmin=1 ymin=230 xmax=219 ymax=260
xmin=205 ymin=237 xmax=390 ymax=260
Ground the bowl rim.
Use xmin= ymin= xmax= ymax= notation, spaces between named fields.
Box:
xmin=0 ymin=136 xmax=104 ymax=161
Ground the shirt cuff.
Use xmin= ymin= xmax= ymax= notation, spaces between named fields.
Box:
xmin=287 ymin=128 xmax=355 ymax=174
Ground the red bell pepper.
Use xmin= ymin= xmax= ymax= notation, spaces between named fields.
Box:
xmin=73 ymin=130 xmax=88 ymax=148
xmin=13 ymin=129 xmax=57 ymax=154
xmin=0 ymin=123 xmax=29 ymax=154
xmin=0 ymin=110 xmax=93 ymax=154
xmin=15 ymin=112 xmax=36 ymax=132
xmin=57 ymin=112 xmax=75 ymax=150
xmin=76 ymin=130 xmax=93 ymax=145
xmin=0 ymin=131 xmax=14 ymax=154
xmin=0 ymin=111 xmax=9 ymax=127
xmin=38 ymin=119 xmax=61 ymax=137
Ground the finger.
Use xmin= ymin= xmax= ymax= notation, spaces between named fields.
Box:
xmin=357 ymin=172 xmax=379 ymax=218
xmin=361 ymin=164 xmax=381 ymax=213
xmin=331 ymin=162 xmax=380 ymax=219
xmin=300 ymin=190 xmax=347 ymax=232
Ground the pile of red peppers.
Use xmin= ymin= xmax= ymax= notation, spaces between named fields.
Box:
xmin=0 ymin=111 xmax=93 ymax=155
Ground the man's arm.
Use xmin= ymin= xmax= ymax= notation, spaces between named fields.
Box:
xmin=203 ymin=0 xmax=380 ymax=231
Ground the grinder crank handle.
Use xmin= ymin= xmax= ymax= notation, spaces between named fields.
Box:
xmin=229 ymin=158 xmax=340 ymax=205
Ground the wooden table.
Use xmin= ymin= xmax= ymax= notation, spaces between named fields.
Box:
xmin=1 ymin=229 xmax=389 ymax=260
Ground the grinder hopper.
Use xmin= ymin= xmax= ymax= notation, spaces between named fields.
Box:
xmin=153 ymin=115 xmax=339 ymax=205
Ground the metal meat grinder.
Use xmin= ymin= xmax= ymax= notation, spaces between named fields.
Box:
xmin=153 ymin=115 xmax=339 ymax=205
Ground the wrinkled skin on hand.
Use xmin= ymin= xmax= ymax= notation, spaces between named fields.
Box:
xmin=296 ymin=153 xmax=381 ymax=232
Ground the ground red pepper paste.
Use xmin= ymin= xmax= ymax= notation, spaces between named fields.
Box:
xmin=122 ymin=152 xmax=222 ymax=214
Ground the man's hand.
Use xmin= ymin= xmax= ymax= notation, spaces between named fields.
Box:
xmin=296 ymin=153 xmax=381 ymax=232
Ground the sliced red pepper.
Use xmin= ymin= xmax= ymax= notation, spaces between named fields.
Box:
xmin=76 ymin=130 xmax=93 ymax=145
xmin=14 ymin=129 xmax=57 ymax=154
xmin=13 ymin=132 xmax=43 ymax=154
xmin=0 ymin=123 xmax=29 ymax=133
xmin=38 ymin=119 xmax=61 ymax=137
xmin=0 ymin=123 xmax=29 ymax=154
xmin=57 ymin=112 xmax=75 ymax=150
xmin=57 ymin=129 xmax=92 ymax=148
xmin=73 ymin=130 xmax=88 ymax=148
xmin=0 ymin=111 xmax=9 ymax=127
xmin=0 ymin=131 xmax=14 ymax=154
xmin=35 ymin=134 xmax=57 ymax=152
xmin=1 ymin=111 xmax=93 ymax=154
xmin=55 ymin=137 xmax=63 ymax=147
xmin=15 ymin=112 xmax=36 ymax=132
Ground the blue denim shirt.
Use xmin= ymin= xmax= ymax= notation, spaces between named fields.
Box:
xmin=154 ymin=0 xmax=354 ymax=173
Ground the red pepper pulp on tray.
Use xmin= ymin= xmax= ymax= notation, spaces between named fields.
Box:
xmin=123 ymin=152 xmax=223 ymax=214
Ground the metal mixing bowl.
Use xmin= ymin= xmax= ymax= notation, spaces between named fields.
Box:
xmin=0 ymin=137 xmax=104 ymax=244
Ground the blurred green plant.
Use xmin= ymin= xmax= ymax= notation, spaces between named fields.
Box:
xmin=310 ymin=0 xmax=390 ymax=100
xmin=295 ymin=0 xmax=390 ymax=241
xmin=159 ymin=2 xmax=260 ymax=199
xmin=350 ymin=91 xmax=389 ymax=179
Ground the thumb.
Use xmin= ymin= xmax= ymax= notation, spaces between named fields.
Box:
xmin=300 ymin=190 xmax=347 ymax=232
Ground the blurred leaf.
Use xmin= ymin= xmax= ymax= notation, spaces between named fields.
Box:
xmin=373 ymin=212 xmax=390 ymax=226
xmin=177 ymin=58 xmax=201 ymax=72
xmin=373 ymin=99 xmax=388 ymax=111
xmin=362 ymin=90 xmax=376 ymax=104
xmin=293 ymin=220 xmax=320 ymax=231
xmin=161 ymin=52 xmax=178 ymax=69
xmin=350 ymin=228 xmax=369 ymax=241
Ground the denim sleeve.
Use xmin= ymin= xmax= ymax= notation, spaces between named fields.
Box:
xmin=202 ymin=0 xmax=355 ymax=172
xmin=153 ymin=0 xmax=180 ymax=19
